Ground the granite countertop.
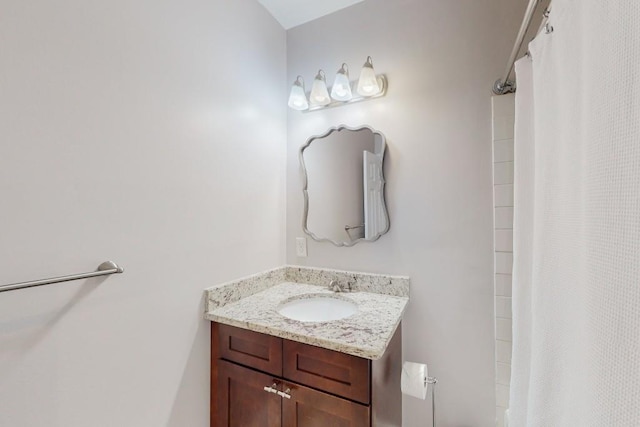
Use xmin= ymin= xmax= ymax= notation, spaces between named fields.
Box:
xmin=205 ymin=281 xmax=409 ymax=360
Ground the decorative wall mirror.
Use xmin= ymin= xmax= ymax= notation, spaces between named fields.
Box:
xmin=300 ymin=125 xmax=390 ymax=247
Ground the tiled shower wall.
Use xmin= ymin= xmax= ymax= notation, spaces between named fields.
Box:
xmin=492 ymin=94 xmax=515 ymax=427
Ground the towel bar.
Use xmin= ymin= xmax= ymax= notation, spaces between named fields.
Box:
xmin=0 ymin=261 xmax=124 ymax=293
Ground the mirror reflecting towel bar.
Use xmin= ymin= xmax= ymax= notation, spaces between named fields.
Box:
xmin=0 ymin=261 xmax=124 ymax=293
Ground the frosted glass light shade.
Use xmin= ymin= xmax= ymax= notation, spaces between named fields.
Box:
xmin=357 ymin=56 xmax=381 ymax=97
xmin=288 ymin=76 xmax=308 ymax=110
xmin=330 ymin=63 xmax=352 ymax=101
xmin=310 ymin=70 xmax=331 ymax=107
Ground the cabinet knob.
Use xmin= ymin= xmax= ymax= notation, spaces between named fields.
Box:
xmin=277 ymin=388 xmax=292 ymax=399
xmin=263 ymin=383 xmax=278 ymax=394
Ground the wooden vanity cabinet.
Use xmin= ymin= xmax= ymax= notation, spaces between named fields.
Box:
xmin=211 ymin=322 xmax=401 ymax=427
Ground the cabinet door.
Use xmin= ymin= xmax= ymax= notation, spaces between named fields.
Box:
xmin=217 ymin=360 xmax=281 ymax=427
xmin=281 ymin=381 xmax=370 ymax=427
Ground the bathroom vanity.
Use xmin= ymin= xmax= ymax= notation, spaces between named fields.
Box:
xmin=211 ymin=322 xmax=401 ymax=427
xmin=204 ymin=267 xmax=409 ymax=427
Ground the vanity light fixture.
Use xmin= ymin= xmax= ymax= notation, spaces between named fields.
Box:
xmin=288 ymin=76 xmax=309 ymax=111
xmin=288 ymin=56 xmax=387 ymax=112
xmin=330 ymin=63 xmax=353 ymax=101
xmin=310 ymin=70 xmax=331 ymax=107
xmin=356 ymin=56 xmax=381 ymax=97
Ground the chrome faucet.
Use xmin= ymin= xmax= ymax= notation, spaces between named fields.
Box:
xmin=329 ymin=280 xmax=351 ymax=293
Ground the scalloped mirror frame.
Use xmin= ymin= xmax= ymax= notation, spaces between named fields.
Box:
xmin=299 ymin=124 xmax=390 ymax=247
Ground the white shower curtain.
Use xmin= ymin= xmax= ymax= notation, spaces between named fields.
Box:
xmin=509 ymin=1 xmax=640 ymax=426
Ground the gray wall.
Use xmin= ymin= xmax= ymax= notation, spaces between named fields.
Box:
xmin=285 ymin=0 xmax=526 ymax=425
xmin=0 ymin=0 xmax=286 ymax=425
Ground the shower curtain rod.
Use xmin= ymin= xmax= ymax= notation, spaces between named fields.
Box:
xmin=493 ymin=0 xmax=545 ymax=95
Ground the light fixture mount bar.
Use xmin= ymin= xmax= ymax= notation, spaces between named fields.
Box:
xmin=304 ymin=75 xmax=387 ymax=113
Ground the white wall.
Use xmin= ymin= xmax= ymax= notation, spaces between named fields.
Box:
xmin=0 ymin=1 xmax=286 ymax=426
xmin=492 ymin=94 xmax=515 ymax=427
xmin=285 ymin=1 xmax=526 ymax=426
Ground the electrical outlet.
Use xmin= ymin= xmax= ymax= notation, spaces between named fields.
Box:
xmin=295 ymin=237 xmax=308 ymax=257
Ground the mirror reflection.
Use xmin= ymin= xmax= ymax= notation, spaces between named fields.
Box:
xmin=300 ymin=125 xmax=389 ymax=247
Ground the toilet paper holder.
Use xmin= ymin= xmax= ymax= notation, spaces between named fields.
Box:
xmin=425 ymin=376 xmax=438 ymax=427
xmin=402 ymin=362 xmax=438 ymax=427
xmin=425 ymin=376 xmax=438 ymax=386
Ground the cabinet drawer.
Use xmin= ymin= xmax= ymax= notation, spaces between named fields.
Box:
xmin=217 ymin=323 xmax=283 ymax=377
xmin=283 ymin=340 xmax=371 ymax=405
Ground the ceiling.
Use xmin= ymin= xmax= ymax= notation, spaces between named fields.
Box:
xmin=257 ymin=0 xmax=365 ymax=30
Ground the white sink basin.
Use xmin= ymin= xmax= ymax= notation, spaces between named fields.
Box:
xmin=278 ymin=294 xmax=358 ymax=322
